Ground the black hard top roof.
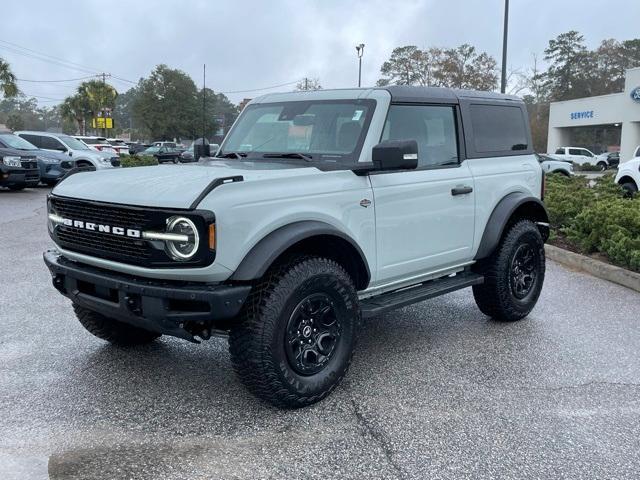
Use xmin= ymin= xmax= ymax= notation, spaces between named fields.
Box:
xmin=381 ymin=85 xmax=522 ymax=104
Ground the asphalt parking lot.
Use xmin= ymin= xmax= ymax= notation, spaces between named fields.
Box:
xmin=1 ymin=187 xmax=640 ymax=480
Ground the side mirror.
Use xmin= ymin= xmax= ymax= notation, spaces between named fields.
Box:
xmin=372 ymin=139 xmax=418 ymax=171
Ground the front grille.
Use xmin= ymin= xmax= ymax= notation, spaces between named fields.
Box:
xmin=51 ymin=197 xmax=153 ymax=264
xmin=52 ymin=197 xmax=150 ymax=226
xmin=57 ymin=228 xmax=151 ymax=260
xmin=25 ymin=171 xmax=39 ymax=181
xmin=49 ymin=196 xmax=215 ymax=268
xmin=21 ymin=159 xmax=37 ymax=169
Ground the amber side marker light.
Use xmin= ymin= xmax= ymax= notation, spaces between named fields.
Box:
xmin=208 ymin=224 xmax=216 ymax=250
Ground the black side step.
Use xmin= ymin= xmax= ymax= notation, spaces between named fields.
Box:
xmin=360 ymin=272 xmax=484 ymax=318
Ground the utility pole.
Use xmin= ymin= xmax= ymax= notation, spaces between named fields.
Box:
xmin=356 ymin=44 xmax=365 ymax=87
xmin=304 ymin=77 xmax=308 ymax=90
xmin=500 ymin=0 xmax=509 ymax=93
xmin=99 ymin=72 xmax=111 ymax=137
xmin=202 ymin=64 xmax=206 ymax=143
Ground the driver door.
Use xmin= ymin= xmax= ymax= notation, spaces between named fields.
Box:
xmin=369 ymin=104 xmax=475 ymax=285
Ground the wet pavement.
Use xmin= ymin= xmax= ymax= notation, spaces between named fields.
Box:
xmin=1 ymin=187 xmax=639 ymax=479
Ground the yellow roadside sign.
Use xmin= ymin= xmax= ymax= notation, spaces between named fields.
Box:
xmin=92 ymin=117 xmax=114 ymax=129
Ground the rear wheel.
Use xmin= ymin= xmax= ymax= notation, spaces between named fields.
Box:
xmin=73 ymin=304 xmax=160 ymax=346
xmin=621 ymin=181 xmax=638 ymax=197
xmin=228 ymin=256 xmax=359 ymax=408
xmin=473 ymin=220 xmax=545 ymax=322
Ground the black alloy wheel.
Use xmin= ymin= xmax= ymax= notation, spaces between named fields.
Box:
xmin=509 ymin=244 xmax=538 ymax=300
xmin=285 ymin=293 xmax=342 ymax=376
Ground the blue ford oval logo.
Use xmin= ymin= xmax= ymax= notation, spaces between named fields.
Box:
xmin=631 ymin=87 xmax=640 ymax=103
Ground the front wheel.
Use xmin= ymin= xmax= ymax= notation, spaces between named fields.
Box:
xmin=597 ymin=161 xmax=607 ymax=171
xmin=228 ymin=256 xmax=359 ymax=408
xmin=473 ymin=220 xmax=545 ymax=322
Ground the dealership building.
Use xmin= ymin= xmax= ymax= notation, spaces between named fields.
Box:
xmin=547 ymin=67 xmax=640 ymax=162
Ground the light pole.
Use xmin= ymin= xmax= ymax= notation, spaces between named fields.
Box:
xmin=500 ymin=0 xmax=509 ymax=93
xmin=356 ymin=43 xmax=365 ymax=87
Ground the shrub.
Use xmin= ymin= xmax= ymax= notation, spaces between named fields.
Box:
xmin=120 ymin=155 xmax=158 ymax=168
xmin=545 ymin=173 xmax=640 ymax=272
xmin=572 ymin=162 xmax=603 ymax=171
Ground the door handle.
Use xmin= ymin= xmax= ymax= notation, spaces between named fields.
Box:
xmin=451 ymin=186 xmax=473 ymax=196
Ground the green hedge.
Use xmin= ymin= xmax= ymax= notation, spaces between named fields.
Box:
xmin=120 ymin=155 xmax=158 ymax=168
xmin=545 ymin=174 xmax=640 ymax=272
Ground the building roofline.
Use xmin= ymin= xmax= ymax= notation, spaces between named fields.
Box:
xmin=549 ymin=91 xmax=625 ymax=106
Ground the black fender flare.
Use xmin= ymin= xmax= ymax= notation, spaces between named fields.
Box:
xmin=474 ymin=192 xmax=549 ymax=260
xmin=230 ymin=220 xmax=371 ymax=286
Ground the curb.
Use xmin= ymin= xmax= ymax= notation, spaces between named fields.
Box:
xmin=545 ymin=244 xmax=640 ymax=293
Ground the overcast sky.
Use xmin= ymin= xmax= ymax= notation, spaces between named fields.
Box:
xmin=3 ymin=0 xmax=640 ymax=106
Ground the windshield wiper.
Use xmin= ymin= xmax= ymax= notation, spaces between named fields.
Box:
xmin=216 ymin=151 xmax=247 ymax=159
xmin=262 ymin=152 xmax=313 ymax=162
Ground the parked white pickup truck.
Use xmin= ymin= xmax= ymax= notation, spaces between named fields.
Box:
xmin=549 ymin=147 xmax=608 ymax=170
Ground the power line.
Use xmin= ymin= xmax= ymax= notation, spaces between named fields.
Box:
xmin=218 ymin=80 xmax=301 ymax=94
xmin=20 ymin=93 xmax=66 ymax=101
xmin=16 ymin=75 xmax=98 ymax=83
xmin=0 ymin=39 xmax=102 ymax=75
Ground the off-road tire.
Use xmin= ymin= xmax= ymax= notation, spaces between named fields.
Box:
xmin=473 ymin=219 xmax=545 ymax=322
xmin=228 ymin=256 xmax=360 ymax=409
xmin=73 ymin=304 xmax=161 ymax=346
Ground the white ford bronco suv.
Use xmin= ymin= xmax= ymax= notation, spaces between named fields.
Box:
xmin=44 ymin=86 xmax=548 ymax=408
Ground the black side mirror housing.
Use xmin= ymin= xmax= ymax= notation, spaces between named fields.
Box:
xmin=372 ymin=140 xmax=418 ymax=171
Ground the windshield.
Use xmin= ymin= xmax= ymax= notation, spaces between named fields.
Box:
xmin=60 ymin=135 xmax=90 ymax=150
xmin=143 ymin=146 xmax=161 ymax=154
xmin=220 ymin=99 xmax=375 ymax=163
xmin=0 ymin=133 xmax=38 ymax=150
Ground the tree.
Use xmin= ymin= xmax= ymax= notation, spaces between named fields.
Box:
xmin=436 ymin=44 xmax=498 ymax=90
xmin=196 ymin=87 xmax=239 ymax=139
xmin=6 ymin=112 xmax=24 ymax=131
xmin=59 ymin=80 xmax=118 ymax=135
xmin=377 ymin=44 xmax=498 ymax=90
xmin=132 ymin=64 xmax=199 ymax=140
xmin=377 ymin=46 xmax=426 ymax=86
xmin=296 ymin=78 xmax=322 ymax=91
xmin=60 ymin=95 xmax=89 ymax=134
xmin=77 ymin=80 xmax=118 ymax=117
xmin=0 ymin=58 xmax=18 ymax=98
xmin=542 ymin=31 xmax=598 ymax=101
xmin=113 ymin=86 xmax=140 ymax=137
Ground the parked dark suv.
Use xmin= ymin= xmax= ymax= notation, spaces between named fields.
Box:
xmin=0 ymin=132 xmax=75 ymax=185
xmin=0 ymin=146 xmax=40 ymax=190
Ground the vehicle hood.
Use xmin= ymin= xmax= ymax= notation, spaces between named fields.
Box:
xmin=71 ymin=149 xmax=110 ymax=160
xmin=0 ymin=147 xmax=35 ymax=158
xmin=52 ymin=160 xmax=323 ymax=209
xmin=34 ymin=149 xmax=69 ymax=162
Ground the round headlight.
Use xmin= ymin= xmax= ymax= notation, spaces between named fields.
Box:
xmin=165 ymin=216 xmax=199 ymax=261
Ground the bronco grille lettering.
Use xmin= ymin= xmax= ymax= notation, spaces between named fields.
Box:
xmin=56 ymin=216 xmax=142 ymax=239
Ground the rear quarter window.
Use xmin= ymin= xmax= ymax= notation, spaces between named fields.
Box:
xmin=20 ymin=134 xmax=44 ymax=148
xmin=469 ymin=104 xmax=528 ymax=154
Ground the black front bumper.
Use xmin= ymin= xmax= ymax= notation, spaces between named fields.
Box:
xmin=44 ymin=251 xmax=251 ymax=341
xmin=0 ymin=166 xmax=40 ymax=187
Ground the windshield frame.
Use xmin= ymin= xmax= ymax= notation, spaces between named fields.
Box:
xmin=218 ymin=98 xmax=377 ymax=165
